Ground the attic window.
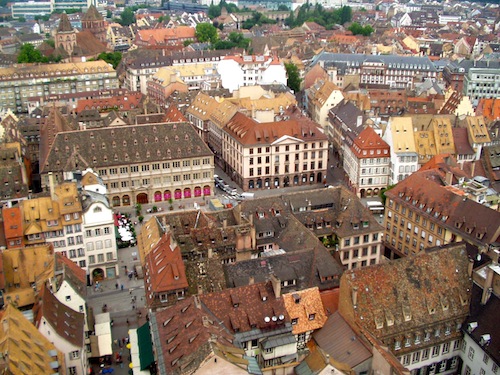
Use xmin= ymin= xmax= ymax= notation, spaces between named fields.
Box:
xmin=308 ymin=313 xmax=316 ymax=321
xmin=123 ymin=140 xmax=127 ymax=147
xmin=101 ymin=143 xmax=106 ymax=150
xmin=163 ymin=317 xmax=173 ymax=327
xmin=476 ymin=232 xmax=485 ymax=240
xmin=144 ymin=138 xmax=149 ymax=144
xmin=134 ymin=139 xmax=138 ymax=146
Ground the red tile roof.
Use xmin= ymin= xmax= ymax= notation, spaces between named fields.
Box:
xmin=164 ymin=105 xmax=187 ymax=123
xmin=200 ymin=281 xmax=289 ymax=334
xmin=76 ymin=91 xmax=143 ymax=113
xmin=350 ymin=126 xmax=390 ymax=159
xmin=55 ymin=252 xmax=87 ymax=285
xmin=224 ymin=112 xmax=327 ymax=146
xmin=2 ymin=207 xmax=23 ymax=243
xmin=144 ymin=232 xmax=188 ymax=306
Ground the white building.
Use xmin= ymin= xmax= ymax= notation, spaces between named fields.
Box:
xmin=217 ymin=55 xmax=287 ymax=93
xmin=81 ymin=173 xmax=119 ymax=283
xmin=38 ymin=284 xmax=87 ymax=375
xmin=383 ymin=117 xmax=419 ymax=185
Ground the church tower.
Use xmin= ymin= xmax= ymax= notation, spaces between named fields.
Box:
xmin=55 ymin=13 xmax=76 ymax=56
xmin=81 ymin=5 xmax=107 ymax=45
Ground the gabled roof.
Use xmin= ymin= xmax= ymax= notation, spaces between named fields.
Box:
xmin=82 ymin=4 xmax=104 ymax=22
xmin=186 ymin=92 xmax=217 ymax=121
xmin=351 ymin=126 xmax=390 ymax=158
xmin=0 ymin=304 xmax=64 ymax=374
xmin=164 ymin=105 xmax=187 ymax=122
xmin=465 ymin=116 xmax=491 ymax=144
xmin=452 ymin=128 xmax=475 ymax=156
xmin=2 ymin=206 xmax=23 ymax=240
xmin=283 ymin=287 xmax=327 ymax=335
xmin=38 ymin=283 xmax=85 ymax=347
xmin=55 ymin=253 xmax=87 ymax=298
xmin=143 ymin=232 xmax=188 ymax=302
xmin=387 ymin=117 xmax=417 ymax=153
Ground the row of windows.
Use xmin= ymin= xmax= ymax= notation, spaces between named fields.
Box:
xmin=88 ymin=252 xmax=114 ymax=264
xmin=85 ymin=227 xmax=111 ymax=237
xmin=97 ymin=158 xmax=211 ymax=176
xmin=249 ymin=142 xmax=324 ymax=154
xmin=342 ymin=245 xmax=378 ymax=260
xmin=344 ymin=233 xmax=379 ymax=247
xmin=400 ymin=340 xmax=461 ymax=367
xmin=249 ymin=151 xmax=324 ymax=165
xmin=86 ymin=239 xmax=114 ymax=251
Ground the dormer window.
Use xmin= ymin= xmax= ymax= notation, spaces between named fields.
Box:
xmin=308 ymin=313 xmax=316 ymax=321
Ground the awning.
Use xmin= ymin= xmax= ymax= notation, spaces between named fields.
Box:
xmin=137 ymin=323 xmax=154 ymax=370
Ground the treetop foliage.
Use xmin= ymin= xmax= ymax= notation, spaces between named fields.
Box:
xmin=286 ymin=4 xmax=352 ymax=29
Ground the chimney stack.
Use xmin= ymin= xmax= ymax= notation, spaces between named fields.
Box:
xmin=270 ymin=274 xmax=281 ymax=299
xmin=481 ymin=266 xmax=494 ymax=305
xmin=468 ymin=258 xmax=474 ymax=278
xmin=352 ymin=286 xmax=358 ymax=307
xmin=249 ymin=276 xmax=255 ymax=285
xmin=48 ymin=172 xmax=56 ymax=200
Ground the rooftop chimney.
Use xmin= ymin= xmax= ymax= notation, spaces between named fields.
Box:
xmin=481 ymin=266 xmax=494 ymax=305
xmin=270 ymin=274 xmax=281 ymax=299
xmin=48 ymin=172 xmax=56 ymax=200
xmin=249 ymin=276 xmax=255 ymax=285
xmin=352 ymin=286 xmax=358 ymax=307
xmin=468 ymin=258 xmax=474 ymax=278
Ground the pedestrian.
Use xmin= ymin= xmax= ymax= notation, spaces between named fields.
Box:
xmin=115 ymin=283 xmax=118 ymax=290
xmin=132 ymin=304 xmax=135 ymax=310
xmin=121 ymin=284 xmax=124 ymax=291
xmin=126 ymin=319 xmax=129 ymax=326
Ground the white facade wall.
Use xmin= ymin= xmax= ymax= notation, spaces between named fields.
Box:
xmin=460 ymin=332 xmax=499 ymax=375
xmin=39 ymin=316 xmax=87 ymax=375
xmin=83 ymin=200 xmax=118 ymax=282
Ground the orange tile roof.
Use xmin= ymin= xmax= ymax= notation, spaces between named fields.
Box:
xmin=283 ymin=287 xmax=328 ymax=335
xmin=144 ymin=232 xmax=188 ymax=305
xmin=137 ymin=26 xmax=195 ymax=44
xmin=165 ymin=105 xmax=187 ymax=122
xmin=351 ymin=126 xmax=390 ymax=158
xmin=76 ymin=91 xmax=142 ymax=113
xmin=476 ymin=98 xmax=500 ymax=122
xmin=2 ymin=206 xmax=23 ymax=242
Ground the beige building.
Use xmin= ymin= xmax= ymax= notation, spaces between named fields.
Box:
xmin=40 ymin=122 xmax=215 ymax=207
xmin=0 ymin=60 xmax=119 ymax=113
xmin=222 ymin=111 xmax=329 ymax=191
xmin=306 ymin=80 xmax=344 ymax=132
xmin=384 ymin=170 xmax=500 ymax=259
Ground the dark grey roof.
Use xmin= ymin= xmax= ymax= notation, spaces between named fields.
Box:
xmin=41 ymin=121 xmax=212 ymax=173
xmin=312 ymin=51 xmax=437 ymax=72
xmin=329 ymin=100 xmax=363 ymax=134
xmin=81 ymin=190 xmax=110 ymax=212
xmin=458 ymin=59 xmax=500 ymax=72
xmin=261 ymin=333 xmax=296 ymax=350
xmin=313 ymin=311 xmax=372 ymax=368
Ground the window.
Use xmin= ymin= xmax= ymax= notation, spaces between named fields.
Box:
xmin=432 ymin=345 xmax=440 ymax=357
xmin=464 ymin=366 xmax=471 ymax=375
xmin=70 ymin=350 xmax=79 ymax=359
xmin=468 ymin=347 xmax=475 ymax=360
xmin=412 ymin=351 xmax=420 ymax=363
xmin=291 ymin=318 xmax=298 ymax=325
xmin=493 ymin=363 xmax=498 ymax=373
xmin=483 ymin=353 xmax=489 ymax=364
xmin=89 ymin=255 xmax=95 ymax=264
xmin=480 ymin=369 xmax=486 ymax=375
xmin=309 ymin=313 xmax=316 ymax=320
xmin=79 ymin=260 xmax=86 ymax=267
xmin=422 ymin=348 xmax=429 ymax=360
xmin=106 ymin=252 xmax=113 ymax=261
xmin=363 ymin=234 xmax=369 ymax=243
xmin=98 ymin=254 xmax=104 ymax=263
xmin=442 ymin=342 xmax=450 ymax=354
xmin=344 ymin=239 xmax=351 ymax=246
xmin=69 ymin=250 xmax=76 ymax=259
xmin=69 ymin=367 xmax=77 ymax=375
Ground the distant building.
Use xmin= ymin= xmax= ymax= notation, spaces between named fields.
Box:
xmin=0 ymin=60 xmax=119 ymax=113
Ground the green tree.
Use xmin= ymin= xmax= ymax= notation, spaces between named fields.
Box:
xmin=228 ymin=31 xmax=250 ymax=49
xmin=196 ymin=22 xmax=218 ymax=43
xmin=380 ymin=184 xmax=396 ymax=206
xmin=97 ymin=52 xmax=122 ymax=69
xmin=17 ymin=17 xmax=26 ymax=22
xmin=277 ymin=4 xmax=289 ymax=10
xmin=17 ymin=43 xmax=45 ymax=63
xmin=348 ymin=22 xmax=373 ymax=36
xmin=285 ymin=62 xmax=301 ymax=93
xmin=119 ymin=7 xmax=136 ymax=26
xmin=183 ymin=39 xmax=193 ymax=47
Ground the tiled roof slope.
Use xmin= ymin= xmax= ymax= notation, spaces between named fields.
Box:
xmin=200 ymin=281 xmax=289 ymax=334
xmin=41 ymin=122 xmax=212 ymax=173
xmin=153 ymin=296 xmax=235 ymax=375
xmin=283 ymin=287 xmax=327 ymax=335
xmin=351 ymin=126 xmax=390 ymax=158
xmin=38 ymin=283 xmax=85 ymax=347
xmin=386 ymin=171 xmax=500 ymax=247
xmin=339 ymin=244 xmax=471 ymax=339
xmin=57 ymin=12 xmax=73 ymax=32
xmin=0 ymin=304 xmax=65 ymax=374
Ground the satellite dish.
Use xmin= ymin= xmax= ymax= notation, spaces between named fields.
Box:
xmin=272 ymin=316 xmax=278 ymax=322
xmin=264 ymin=316 xmax=271 ymax=323
xmin=278 ymin=314 xmax=284 ymax=320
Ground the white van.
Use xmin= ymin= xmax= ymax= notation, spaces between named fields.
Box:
xmin=240 ymin=192 xmax=255 ymax=200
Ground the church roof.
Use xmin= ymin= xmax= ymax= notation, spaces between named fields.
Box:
xmin=57 ymin=13 xmax=73 ymax=33
xmin=82 ymin=5 xmax=103 ymax=22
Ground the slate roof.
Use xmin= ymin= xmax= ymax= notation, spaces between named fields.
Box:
xmin=38 ymin=283 xmax=85 ymax=347
xmin=465 ymin=283 xmax=500 ymax=366
xmin=224 ymin=248 xmax=341 ymax=291
xmin=329 ymin=100 xmax=364 ymax=135
xmin=313 ymin=311 xmax=372 ymax=368
xmin=340 ymin=244 xmax=472 ymax=340
xmin=41 ymin=121 xmax=212 ymax=174
xmin=312 ymin=51 xmax=437 ymax=72
xmin=82 ymin=5 xmax=103 ymax=22
xmin=0 ymin=144 xmax=29 ymax=200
